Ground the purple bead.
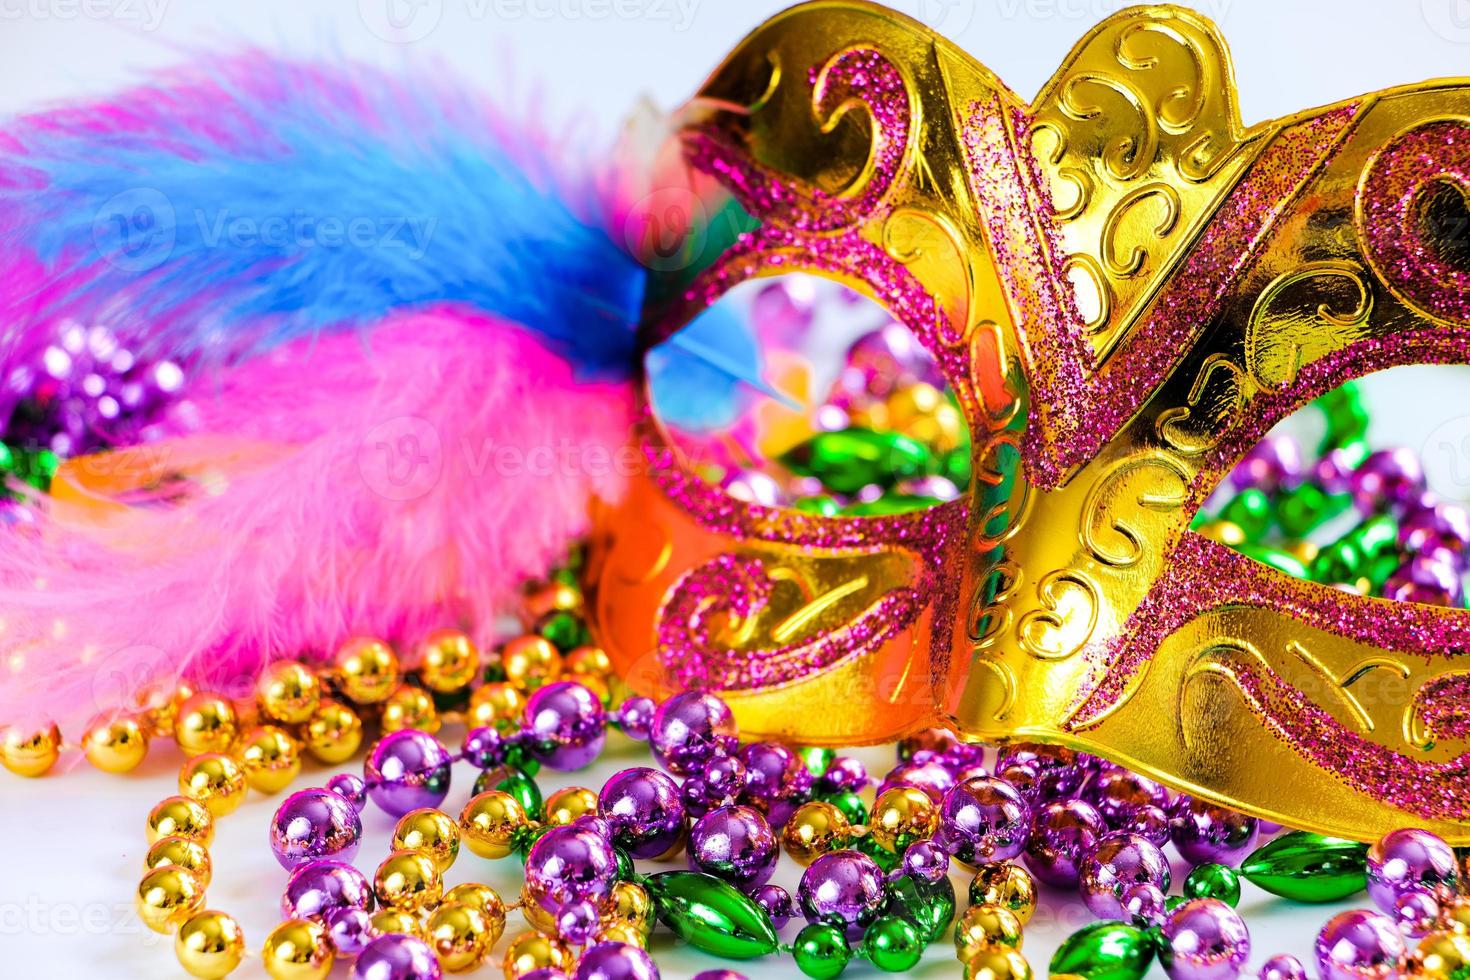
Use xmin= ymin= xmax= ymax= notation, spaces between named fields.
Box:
xmin=364 ymin=730 xmax=452 ymax=818
xmin=1089 ymin=769 xmax=1169 ymax=827
xmin=461 ymin=727 xmax=504 ymax=769
xmin=681 ymin=776 xmax=717 ymax=819
xmin=649 ymin=692 xmax=738 ymax=775
xmin=525 ymin=824 xmax=619 ymax=914
xmin=574 ymin=941 xmax=661 ymax=980
xmin=722 ymin=470 xmax=787 ymax=508
xmin=1392 ymin=890 xmax=1440 ymax=937
xmin=1025 ymin=799 xmax=1105 ymax=887
xmin=1259 ymin=954 xmax=1308 ymax=980
xmin=1384 ymin=554 xmax=1464 ymax=606
xmin=326 ymin=906 xmax=375 ymax=957
xmin=1400 ymin=501 xmax=1470 ymax=568
xmin=880 ymin=759 xmax=957 ymax=806
xmin=525 ymin=681 xmax=607 ymax=771
xmin=282 ymin=859 xmax=375 ymax=920
xmin=1160 ymin=898 xmax=1250 ymax=980
xmin=1170 ymin=797 xmax=1258 ymax=867
xmin=997 ymin=743 xmax=1084 ymax=798
xmin=1119 ymin=804 xmax=1171 ymax=848
xmin=270 ymin=790 xmax=363 ymax=870
xmin=739 ymin=742 xmax=806 ymax=804
xmin=1121 ymin=882 xmax=1166 ymax=928
xmin=1351 ymin=448 xmax=1425 ymax=515
xmin=616 ymin=696 xmax=657 ymax=740
xmin=752 ymin=884 xmax=795 ymax=930
xmin=352 ymin=933 xmax=442 ymax=980
xmin=557 ymin=900 xmax=602 ymax=946
xmin=599 ymin=767 xmax=686 ymax=860
xmin=750 ymin=277 xmax=817 ymax=347
xmin=798 ymin=850 xmax=886 ymax=936
xmin=326 ymin=773 xmax=369 ymax=813
xmin=1080 ymin=832 xmax=1172 ymax=920
xmin=688 ymin=804 xmax=778 ymax=890
xmin=1230 ymin=434 xmax=1303 ymax=494
xmin=901 ymin=840 xmax=950 ymax=883
xmin=520 ymin=972 xmax=572 ymax=980
xmin=1314 ymin=909 xmax=1407 ymax=980
xmin=1365 ymin=828 xmax=1458 ymax=913
xmin=692 ymin=972 xmax=748 ymax=980
xmin=938 ymin=776 xmax=1031 ymax=865
xmin=701 ymin=753 xmax=748 ymax=802
xmin=817 ymin=757 xmax=869 ymax=795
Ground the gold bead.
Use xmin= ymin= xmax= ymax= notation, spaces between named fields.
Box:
xmin=262 ymin=919 xmax=333 ymax=980
xmin=544 ymin=786 xmax=599 ymax=826
xmin=886 ymin=382 xmax=964 ymax=453
xmin=500 ymin=635 xmax=562 ymax=692
xmin=781 ymin=800 xmax=850 ymax=865
xmin=393 ymin=807 xmax=461 ymax=872
xmin=1197 ymin=520 xmax=1246 ymax=547
xmin=335 ymin=637 xmax=400 ymax=705
xmin=175 ymin=910 xmax=245 ymax=979
xmin=174 ymin=693 xmax=238 ymax=757
xmin=520 ymin=883 xmax=559 ymax=933
xmin=0 ymin=723 xmax=61 ymax=777
xmin=442 ymin=883 xmax=506 ymax=943
xmin=257 ymin=661 xmax=321 ymax=725
xmin=502 ymin=931 xmax=572 ymax=979
xmin=381 ymin=683 xmax=440 ymax=734
xmin=869 ymin=786 xmax=939 ymax=852
xmin=1286 ymin=539 xmax=1320 ymax=566
xmin=417 ymin=629 xmax=480 ymax=694
xmin=147 ymin=795 xmax=215 ymax=845
xmin=963 ymin=947 xmax=1033 ymax=980
xmin=606 ymin=880 xmax=654 ymax=936
xmin=136 ymin=865 xmax=205 ymax=934
xmin=563 ymin=645 xmax=611 ymax=679
xmin=370 ymin=909 xmax=423 ymax=939
xmin=1417 ymin=930 xmax=1470 ymax=979
xmin=955 ymin=903 xmax=1024 ymax=960
xmin=145 ymin=836 xmax=213 ymax=888
xmin=969 ymin=863 xmax=1037 ymax=925
xmin=1442 ymin=896 xmax=1470 ymax=934
xmin=83 ymin=717 xmax=150 ymax=773
xmin=179 ymin=753 xmax=248 ymax=816
xmin=523 ymin=580 xmax=582 ymax=620
xmin=427 ymin=901 xmax=493 ymax=972
xmin=468 ymin=682 xmax=526 ymax=734
xmin=595 ymin=920 xmax=648 ymax=948
xmin=302 ymin=699 xmax=363 ymax=764
xmin=459 ymin=790 xmax=529 ymax=859
xmin=374 ymin=849 xmax=443 ymax=913
xmin=238 ymin=725 xmax=302 ymax=794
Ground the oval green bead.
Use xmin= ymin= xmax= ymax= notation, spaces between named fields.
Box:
xmin=778 ymin=429 xmax=930 ymax=494
xmin=1277 ymin=483 xmax=1351 ymax=538
xmin=644 ymin=870 xmax=779 ymax=959
xmin=942 ymin=447 xmax=972 ymax=489
xmin=792 ymin=495 xmax=841 ymax=517
xmin=1310 ymin=538 xmax=1366 ymax=584
xmin=800 ymin=747 xmax=836 ymax=777
xmin=1239 ymin=831 xmax=1368 ymax=902
xmin=1221 ymin=487 xmax=1273 ymax=539
xmin=1049 ymin=922 xmax=1154 ymax=980
xmin=823 ymin=791 xmax=869 ymax=827
xmin=494 ymin=770 xmax=543 ymax=821
xmin=1235 ymin=544 xmax=1309 ymax=580
xmin=1183 ymin=863 xmax=1241 ymax=907
xmin=863 ymin=916 xmax=923 ymax=973
xmin=883 ymin=872 xmax=955 ymax=944
xmin=853 ymin=833 xmax=901 ymax=873
xmin=793 ymin=923 xmax=851 ymax=979
xmin=536 ymin=609 xmax=589 ymax=651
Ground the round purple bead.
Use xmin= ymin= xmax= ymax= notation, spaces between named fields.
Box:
xmin=525 ymin=681 xmax=606 ymax=771
xmin=1025 ymin=799 xmax=1105 ymax=887
xmin=753 ymin=884 xmax=795 ymax=930
xmin=649 ymin=692 xmax=737 ymax=775
xmin=574 ymin=941 xmax=661 ymax=980
xmin=1119 ymin=803 xmax=1171 ymax=848
xmin=1351 ymin=448 xmax=1425 ymax=515
xmin=270 ymin=790 xmax=363 ymax=870
xmin=1089 ymin=769 xmax=1169 ymax=827
xmin=352 ymin=933 xmax=442 ymax=980
xmin=1160 ymin=898 xmax=1250 ymax=980
xmin=1080 ymin=831 xmax=1172 ymax=920
xmin=525 ymin=824 xmax=619 ymax=914
xmin=997 ymin=743 xmax=1083 ymax=798
xmin=1400 ymin=501 xmax=1470 ymax=568
xmin=1170 ymin=797 xmax=1258 ymax=867
xmin=364 ymin=730 xmax=452 ymax=818
xmin=325 ymin=773 xmax=369 ymax=813
xmin=701 ymin=753 xmax=748 ymax=802
xmin=1121 ymin=882 xmax=1166 ymax=929
xmin=616 ymin=696 xmax=656 ymax=740
xmin=325 ymin=906 xmax=375 ymax=957
xmin=598 ymin=767 xmax=686 ymax=860
xmin=798 ymin=850 xmax=886 ymax=937
xmin=1393 ymin=890 xmax=1441 ymax=937
xmin=1259 ymin=954 xmax=1308 ymax=980
xmin=1230 ymin=434 xmax=1302 ymax=494
xmin=688 ymin=804 xmax=778 ymax=890
xmin=880 ymin=759 xmax=956 ymax=805
xmin=692 ymin=972 xmax=748 ymax=980
xmin=282 ymin=859 xmax=374 ymax=919
xmin=1314 ymin=909 xmax=1407 ymax=980
xmin=557 ymin=900 xmax=601 ymax=946
xmin=938 ymin=776 xmax=1030 ymax=865
xmin=901 ymin=840 xmax=950 ymax=883
xmin=1365 ymin=828 xmax=1457 ymax=913
xmin=818 ymin=757 xmax=870 ymax=795
xmin=1384 ymin=554 xmax=1464 ymax=606
xmin=461 ymin=727 xmax=504 ymax=769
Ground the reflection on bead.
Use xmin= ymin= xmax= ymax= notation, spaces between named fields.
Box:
xmin=426 ymin=901 xmax=492 ymax=972
xmin=239 ymin=726 xmax=303 ymax=794
xmin=1415 ymin=930 xmax=1470 ymax=980
xmin=502 ymin=931 xmax=572 ymax=979
xmin=963 ymin=947 xmax=1034 ymax=980
xmin=607 ymin=881 xmax=655 ymax=937
xmin=969 ymin=864 xmax=1038 ymax=925
xmin=147 ymin=796 xmax=214 ymax=845
xmin=416 ymin=629 xmax=480 ymax=694
xmin=782 ymin=801 xmax=850 ymax=866
xmin=393 ymin=808 xmax=461 ymax=873
xmin=175 ymin=910 xmax=245 ymax=979
xmin=303 ymin=701 xmax=363 ymax=764
xmin=175 ymin=694 xmax=239 ymax=757
xmin=545 ymin=786 xmax=599 ymax=826
xmin=501 ymin=635 xmax=563 ymax=692
xmin=468 ymin=682 xmax=527 ymax=734
xmin=869 ymin=786 xmax=939 ymax=852
xmin=84 ymin=717 xmax=150 ymax=773
xmin=0 ymin=723 xmax=61 ymax=777
xmin=137 ymin=865 xmax=206 ymax=934
xmin=441 ymin=883 xmax=506 ymax=945
xmin=374 ymin=849 xmax=443 ymax=913
xmin=370 ymin=908 xmax=422 ymax=940
xmin=459 ymin=790 xmax=529 ymax=859
xmin=179 ymin=753 xmax=248 ymax=816
xmin=381 ymin=684 xmax=441 ymax=735
xmin=257 ymin=661 xmax=321 ymax=725
xmin=955 ymin=904 xmax=1024 ymax=960
xmin=262 ymin=918 xmax=334 ymax=980
xmin=335 ymin=637 xmax=401 ymax=705
xmin=146 ymin=836 xmax=213 ymax=888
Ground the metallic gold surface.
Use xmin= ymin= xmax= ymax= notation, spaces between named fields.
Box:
xmin=591 ymin=0 xmax=1470 ymax=840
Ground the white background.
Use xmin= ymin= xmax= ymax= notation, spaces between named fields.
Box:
xmin=3 ymin=0 xmax=1470 ymax=977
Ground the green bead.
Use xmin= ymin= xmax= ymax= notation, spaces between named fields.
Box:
xmin=792 ymin=495 xmax=841 ymax=517
xmin=501 ymin=740 xmax=542 ymax=777
xmin=823 ymin=790 xmax=869 ymax=827
xmin=1049 ymin=921 xmax=1154 ymax=980
xmin=1220 ymin=487 xmax=1272 ymax=539
xmin=853 ymin=833 xmax=901 ymax=873
xmin=842 ymin=493 xmax=940 ymax=516
xmin=536 ymin=610 xmax=589 ymax=651
xmin=1239 ymin=831 xmax=1368 ymax=902
xmin=1235 ymin=544 xmax=1309 ymax=579
xmin=863 ymin=915 xmax=922 ymax=972
xmin=1277 ymin=483 xmax=1350 ymax=538
xmin=778 ymin=429 xmax=930 ymax=494
xmin=512 ymin=823 xmax=552 ymax=863
xmin=793 ymin=923 xmax=851 ymax=979
xmin=644 ymin=871 xmax=779 ymax=959
xmin=1183 ymin=863 xmax=1241 ymax=907
xmin=615 ymin=847 xmax=635 ymax=881
xmin=494 ymin=770 xmax=543 ymax=821
xmin=1317 ymin=382 xmax=1370 ymax=451
xmin=883 ymin=872 xmax=955 ymax=944
xmin=1310 ymin=538 xmax=1366 ymax=584
xmin=800 ymin=747 xmax=836 ymax=777
xmin=942 ymin=447 xmax=972 ymax=489
xmin=1164 ymin=895 xmax=1186 ymax=912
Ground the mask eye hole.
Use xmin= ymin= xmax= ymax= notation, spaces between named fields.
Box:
xmin=645 ymin=271 xmax=971 ymax=515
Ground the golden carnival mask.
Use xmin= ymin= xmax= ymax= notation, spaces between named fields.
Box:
xmin=589 ymin=1 xmax=1470 ymax=842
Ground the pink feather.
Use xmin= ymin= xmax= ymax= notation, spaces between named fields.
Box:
xmin=0 ymin=309 xmax=632 ymax=732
